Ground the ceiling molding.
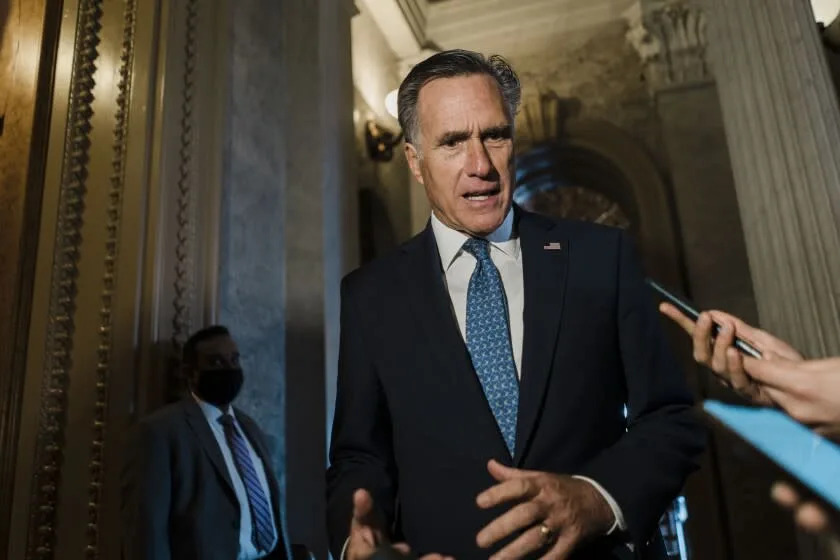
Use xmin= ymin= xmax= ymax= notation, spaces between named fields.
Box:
xmin=426 ymin=0 xmax=637 ymax=55
xmin=356 ymin=0 xmax=430 ymax=58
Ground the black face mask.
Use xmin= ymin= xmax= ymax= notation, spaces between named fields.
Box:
xmin=194 ymin=368 xmax=244 ymax=407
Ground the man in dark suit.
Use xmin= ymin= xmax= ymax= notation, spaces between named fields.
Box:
xmin=327 ymin=50 xmax=705 ymax=560
xmin=122 ymin=325 xmax=288 ymax=560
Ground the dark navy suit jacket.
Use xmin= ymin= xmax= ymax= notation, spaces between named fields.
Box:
xmin=327 ymin=208 xmax=704 ymax=559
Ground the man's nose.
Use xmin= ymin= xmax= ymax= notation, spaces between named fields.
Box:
xmin=464 ymin=139 xmax=492 ymax=177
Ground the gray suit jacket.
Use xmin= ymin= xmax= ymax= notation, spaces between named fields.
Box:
xmin=121 ymin=398 xmax=288 ymax=560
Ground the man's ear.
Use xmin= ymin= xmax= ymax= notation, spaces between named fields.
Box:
xmin=404 ymin=143 xmax=424 ymax=185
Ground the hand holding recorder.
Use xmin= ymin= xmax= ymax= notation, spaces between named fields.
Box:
xmin=647 ymin=279 xmax=798 ymax=406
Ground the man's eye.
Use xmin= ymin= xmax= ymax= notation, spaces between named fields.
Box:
xmin=485 ymin=130 xmax=508 ymax=142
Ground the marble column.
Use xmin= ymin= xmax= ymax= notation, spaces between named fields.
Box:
xmin=626 ymin=0 xmax=759 ymax=329
xmin=626 ymin=2 xmax=799 ymax=558
xmin=704 ymin=2 xmax=840 ymax=557
xmin=218 ymin=0 xmax=357 ymax=557
xmin=704 ymin=0 xmax=840 ymax=358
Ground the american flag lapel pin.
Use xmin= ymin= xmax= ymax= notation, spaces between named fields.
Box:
xmin=543 ymin=241 xmax=563 ymax=251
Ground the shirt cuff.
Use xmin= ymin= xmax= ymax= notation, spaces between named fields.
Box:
xmin=572 ymin=475 xmax=627 ymax=534
xmin=340 ymin=537 xmax=350 ymax=560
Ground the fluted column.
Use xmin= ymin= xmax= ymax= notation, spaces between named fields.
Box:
xmin=705 ymin=0 xmax=840 ymax=358
xmin=626 ymin=3 xmax=788 ymax=559
xmin=625 ymin=0 xmax=758 ymax=326
xmin=705 ymin=3 xmax=840 ymax=558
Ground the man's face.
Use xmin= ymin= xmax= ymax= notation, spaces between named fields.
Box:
xmin=189 ymin=334 xmax=240 ymax=385
xmin=405 ymin=73 xmax=515 ymax=237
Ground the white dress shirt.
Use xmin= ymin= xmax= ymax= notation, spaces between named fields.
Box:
xmin=193 ymin=395 xmax=278 ymax=559
xmin=430 ymin=209 xmax=627 ymax=536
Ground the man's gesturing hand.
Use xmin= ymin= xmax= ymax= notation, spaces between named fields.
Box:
xmin=346 ymin=489 xmax=454 ymax=560
xmin=476 ymin=460 xmax=615 ymax=560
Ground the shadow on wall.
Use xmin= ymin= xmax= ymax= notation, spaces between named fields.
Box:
xmin=359 ymin=187 xmax=397 ymax=264
xmin=825 ymin=43 xmax=840 ymax=102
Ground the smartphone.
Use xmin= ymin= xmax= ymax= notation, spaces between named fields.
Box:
xmin=646 ymin=278 xmax=762 ymax=359
xmin=703 ymin=400 xmax=840 ymax=522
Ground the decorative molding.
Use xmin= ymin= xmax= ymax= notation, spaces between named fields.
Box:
xmin=356 ymin=0 xmax=424 ymax=58
xmin=624 ymin=0 xmax=711 ymax=92
xmin=83 ymin=0 xmax=137 ymax=556
xmin=395 ymin=0 xmax=428 ymax=47
xmin=171 ymin=0 xmax=199 ymax=354
xmin=25 ymin=1 xmax=104 ymax=558
xmin=426 ymin=0 xmax=636 ymax=56
xmin=517 ymin=90 xmax=587 ymax=152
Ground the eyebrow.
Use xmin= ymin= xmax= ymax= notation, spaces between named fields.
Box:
xmin=436 ymin=129 xmax=471 ymax=147
xmin=435 ymin=124 xmax=512 ymax=147
xmin=480 ymin=125 xmax=512 ymax=140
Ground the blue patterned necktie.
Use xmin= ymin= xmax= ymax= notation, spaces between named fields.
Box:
xmin=219 ymin=414 xmax=275 ymax=552
xmin=462 ymin=237 xmax=519 ymax=456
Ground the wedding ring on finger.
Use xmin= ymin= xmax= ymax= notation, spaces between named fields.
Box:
xmin=538 ymin=522 xmax=556 ymax=544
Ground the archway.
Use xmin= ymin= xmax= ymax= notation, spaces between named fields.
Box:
xmin=515 ymin=117 xmax=685 ymax=291
xmin=514 ymin=119 xmax=691 ymax=559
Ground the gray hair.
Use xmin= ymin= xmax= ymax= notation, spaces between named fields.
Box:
xmin=397 ymin=49 xmax=521 ymax=147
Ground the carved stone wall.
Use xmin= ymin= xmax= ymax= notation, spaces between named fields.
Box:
xmin=624 ymin=2 xmax=800 ymax=558
xmin=3 ymin=0 xmax=231 ymax=557
xmin=624 ymin=0 xmax=711 ymax=92
xmin=0 ymin=0 xmax=63 ymax=554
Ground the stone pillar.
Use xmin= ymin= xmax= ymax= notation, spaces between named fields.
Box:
xmin=217 ymin=0 xmax=289 ymax=511
xmin=626 ymin=2 xmax=798 ymax=558
xmin=704 ymin=0 xmax=840 ymax=358
xmin=626 ymin=1 xmax=757 ymax=324
xmin=323 ymin=0 xmax=361 ymax=461
xmin=704 ymin=2 xmax=840 ymax=557
xmin=218 ymin=0 xmax=357 ymax=557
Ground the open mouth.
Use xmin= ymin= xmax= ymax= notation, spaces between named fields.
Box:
xmin=463 ymin=186 xmax=501 ymax=202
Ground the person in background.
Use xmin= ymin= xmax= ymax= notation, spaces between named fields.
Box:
xmin=121 ymin=325 xmax=289 ymax=560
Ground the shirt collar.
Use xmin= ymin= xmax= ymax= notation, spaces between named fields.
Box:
xmin=430 ymin=207 xmax=519 ymax=271
xmin=192 ymin=392 xmax=234 ymax=424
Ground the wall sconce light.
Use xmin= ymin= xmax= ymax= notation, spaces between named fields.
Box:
xmin=365 ymin=120 xmax=403 ymax=162
xmin=385 ymin=89 xmax=399 ymax=119
xmin=362 ymin=89 xmax=403 ymax=162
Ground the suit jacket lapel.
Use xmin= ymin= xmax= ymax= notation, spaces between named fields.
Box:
xmin=182 ymin=399 xmax=237 ymax=501
xmin=398 ymin=226 xmax=509 ymax=455
xmin=514 ymin=211 xmax=569 ymax=465
xmin=398 ymin=225 xmax=479 ymax=389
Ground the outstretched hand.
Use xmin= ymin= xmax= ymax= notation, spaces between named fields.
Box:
xmin=346 ymin=489 xmax=454 ymax=560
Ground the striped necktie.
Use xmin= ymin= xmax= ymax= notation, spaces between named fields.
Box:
xmin=219 ymin=414 xmax=274 ymax=552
